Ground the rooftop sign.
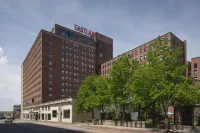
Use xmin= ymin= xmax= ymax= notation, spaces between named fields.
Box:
xmin=74 ymin=24 xmax=96 ymax=39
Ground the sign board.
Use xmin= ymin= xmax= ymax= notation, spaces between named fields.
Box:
xmin=74 ymin=24 xmax=96 ymax=38
xmin=131 ymin=112 xmax=138 ymax=121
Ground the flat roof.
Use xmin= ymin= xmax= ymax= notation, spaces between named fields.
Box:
xmin=102 ymin=32 xmax=185 ymax=64
xmin=191 ymin=57 xmax=200 ymax=59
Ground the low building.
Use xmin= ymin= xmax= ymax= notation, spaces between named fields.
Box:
xmin=191 ymin=57 xmax=200 ymax=82
xmin=22 ymin=98 xmax=100 ymax=123
xmin=13 ymin=104 xmax=21 ymax=119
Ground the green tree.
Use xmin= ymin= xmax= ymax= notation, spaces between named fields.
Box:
xmin=75 ymin=74 xmax=98 ymax=117
xmin=93 ymin=75 xmax=110 ymax=113
xmin=109 ymin=54 xmax=139 ymax=120
xmin=133 ymin=36 xmax=194 ymax=130
xmin=75 ymin=74 xmax=110 ymax=120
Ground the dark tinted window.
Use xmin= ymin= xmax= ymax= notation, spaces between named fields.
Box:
xmin=194 ymin=63 xmax=197 ymax=68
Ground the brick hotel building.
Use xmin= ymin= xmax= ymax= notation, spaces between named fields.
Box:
xmin=101 ymin=32 xmax=187 ymax=78
xmin=22 ymin=24 xmax=113 ymax=107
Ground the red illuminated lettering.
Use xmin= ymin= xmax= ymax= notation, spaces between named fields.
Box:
xmin=74 ymin=24 xmax=96 ymax=39
xmin=80 ymin=27 xmax=84 ymax=33
xmin=83 ymin=28 xmax=87 ymax=34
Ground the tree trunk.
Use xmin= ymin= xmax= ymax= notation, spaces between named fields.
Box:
xmin=138 ymin=104 xmax=141 ymax=120
xmin=92 ymin=108 xmax=94 ymax=119
xmin=164 ymin=105 xmax=170 ymax=132
xmin=152 ymin=101 xmax=156 ymax=123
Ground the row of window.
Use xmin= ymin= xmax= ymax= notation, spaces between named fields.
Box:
xmin=62 ymin=42 xmax=95 ymax=53
xmin=60 ymin=28 xmax=95 ymax=45
xmin=23 ymin=41 xmax=41 ymax=71
xmin=23 ymin=74 xmax=41 ymax=93
xmin=23 ymin=109 xmax=70 ymax=119
xmin=24 ymin=81 xmax=40 ymax=94
xmin=23 ymin=58 xmax=41 ymax=84
xmin=48 ymin=93 xmax=77 ymax=99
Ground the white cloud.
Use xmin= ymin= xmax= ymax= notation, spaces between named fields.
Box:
xmin=0 ymin=47 xmax=21 ymax=111
xmin=0 ymin=47 xmax=8 ymax=65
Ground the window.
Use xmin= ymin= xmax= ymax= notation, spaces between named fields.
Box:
xmin=49 ymin=94 xmax=52 ymax=97
xmin=194 ymin=70 xmax=197 ymax=77
xmin=62 ymin=76 xmax=64 ymax=80
xmin=49 ymin=75 xmax=52 ymax=80
xmin=132 ymin=52 xmax=134 ymax=57
xmin=100 ymin=54 xmax=102 ymax=57
xmin=49 ymin=54 xmax=52 ymax=59
xmin=62 ymin=70 xmax=64 ymax=75
xmin=140 ymin=48 xmax=142 ymax=53
xmin=62 ymin=89 xmax=64 ymax=92
xmin=49 ymin=61 xmax=52 ymax=66
xmin=62 ymin=83 xmax=64 ymax=87
xmin=194 ymin=63 xmax=197 ymax=68
xmin=164 ymin=38 xmax=168 ymax=42
xmin=140 ymin=56 xmax=143 ymax=61
xmin=144 ymin=55 xmax=147 ymax=60
xmin=49 ymin=81 xmax=52 ymax=85
xmin=63 ymin=110 xmax=70 ymax=118
xmin=144 ymin=47 xmax=146 ymax=52
xmin=52 ymin=110 xmax=57 ymax=117
xmin=49 ymin=68 xmax=52 ymax=72
xmin=49 ymin=88 xmax=52 ymax=92
xmin=62 ymin=58 xmax=64 ymax=62
xmin=42 ymin=114 xmax=44 ymax=120
xmin=135 ymin=50 xmax=138 ymax=55
xmin=48 ymin=114 xmax=51 ymax=120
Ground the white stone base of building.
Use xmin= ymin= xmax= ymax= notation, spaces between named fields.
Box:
xmin=22 ymin=98 xmax=100 ymax=123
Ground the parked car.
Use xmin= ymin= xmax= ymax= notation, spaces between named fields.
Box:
xmin=4 ymin=117 xmax=12 ymax=123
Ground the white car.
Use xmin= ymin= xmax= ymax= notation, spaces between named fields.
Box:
xmin=4 ymin=117 xmax=12 ymax=123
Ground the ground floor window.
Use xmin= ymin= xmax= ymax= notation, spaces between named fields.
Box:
xmin=63 ymin=110 xmax=70 ymax=118
xmin=48 ymin=114 xmax=51 ymax=120
xmin=42 ymin=113 xmax=44 ymax=120
xmin=38 ymin=113 xmax=40 ymax=120
xmin=52 ymin=110 xmax=57 ymax=117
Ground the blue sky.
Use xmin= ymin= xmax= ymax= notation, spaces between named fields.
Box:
xmin=0 ymin=0 xmax=200 ymax=111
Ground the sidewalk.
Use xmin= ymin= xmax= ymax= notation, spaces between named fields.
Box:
xmin=18 ymin=119 xmax=162 ymax=133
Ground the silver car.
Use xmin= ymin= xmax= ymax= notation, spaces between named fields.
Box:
xmin=4 ymin=117 xmax=12 ymax=123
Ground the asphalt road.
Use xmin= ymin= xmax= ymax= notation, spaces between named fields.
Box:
xmin=0 ymin=120 xmax=87 ymax=133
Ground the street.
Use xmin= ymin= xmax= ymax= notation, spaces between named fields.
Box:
xmin=0 ymin=120 xmax=86 ymax=133
xmin=0 ymin=120 xmax=162 ymax=133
